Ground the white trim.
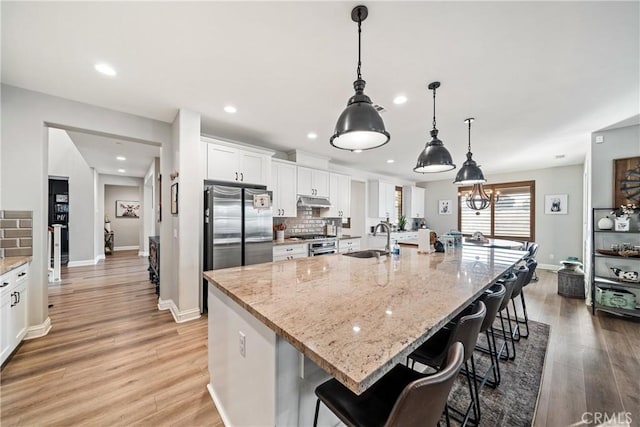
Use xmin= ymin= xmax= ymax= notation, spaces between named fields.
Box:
xmin=95 ymin=254 xmax=105 ymax=262
xmin=24 ymin=317 xmax=52 ymax=339
xmin=207 ymin=384 xmax=234 ymax=427
xmin=138 ymin=251 xmax=149 ymax=257
xmin=157 ymin=298 xmax=201 ymax=323
xmin=67 ymin=258 xmax=98 ymax=267
xmin=114 ymin=245 xmax=140 ymax=251
xmin=538 ymin=263 xmax=561 ymax=272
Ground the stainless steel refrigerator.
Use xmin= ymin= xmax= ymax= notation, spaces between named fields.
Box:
xmin=203 ymin=183 xmax=273 ymax=312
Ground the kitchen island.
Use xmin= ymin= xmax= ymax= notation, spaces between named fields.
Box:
xmin=204 ymin=245 xmax=527 ymax=426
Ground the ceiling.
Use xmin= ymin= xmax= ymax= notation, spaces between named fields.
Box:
xmin=66 ymin=131 xmax=160 ymax=178
xmin=2 ymin=2 xmax=639 ymax=182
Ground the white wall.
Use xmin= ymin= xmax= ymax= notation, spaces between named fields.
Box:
xmin=1 ymin=84 xmax=171 ymax=330
xmin=47 ymin=128 xmax=96 ymax=264
xmin=98 ymin=174 xmax=144 ymax=256
xmin=419 ymin=164 xmax=585 ymax=268
xmin=348 ymin=180 xmax=366 ymax=239
xmin=105 ymin=184 xmax=142 ymax=248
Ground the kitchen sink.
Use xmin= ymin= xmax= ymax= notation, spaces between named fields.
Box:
xmin=343 ymin=249 xmax=389 ymax=259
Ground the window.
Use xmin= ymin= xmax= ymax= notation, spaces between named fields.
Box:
xmin=395 ymin=186 xmax=403 ymax=223
xmin=458 ymin=181 xmax=535 ymax=241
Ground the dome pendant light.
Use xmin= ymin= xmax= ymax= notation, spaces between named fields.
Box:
xmin=330 ymin=5 xmax=390 ymax=151
xmin=414 ymin=82 xmax=456 ymax=173
xmin=466 ymin=183 xmax=491 ymax=210
xmin=454 ymin=118 xmax=486 ymax=185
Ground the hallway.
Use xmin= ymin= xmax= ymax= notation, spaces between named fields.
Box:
xmin=0 ymin=251 xmax=221 ymax=426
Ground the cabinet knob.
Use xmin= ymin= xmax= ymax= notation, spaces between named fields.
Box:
xmin=240 ymin=173 xmax=244 ymax=181
xmin=235 ymin=172 xmax=238 ymax=181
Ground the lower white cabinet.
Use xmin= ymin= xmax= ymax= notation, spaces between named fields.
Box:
xmin=338 ymin=238 xmax=361 ymax=253
xmin=273 ymin=243 xmax=309 ymax=261
xmin=1 ymin=262 xmax=30 ymax=365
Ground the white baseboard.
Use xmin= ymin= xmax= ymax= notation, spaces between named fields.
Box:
xmin=207 ymin=384 xmax=234 ymax=427
xmin=67 ymin=258 xmax=98 ymax=267
xmin=538 ymin=263 xmax=561 ymax=272
xmin=138 ymin=251 xmax=149 ymax=257
xmin=114 ymin=245 xmax=140 ymax=251
xmin=95 ymin=254 xmax=105 ymax=262
xmin=158 ymin=297 xmax=201 ymax=323
xmin=24 ymin=317 xmax=52 ymax=339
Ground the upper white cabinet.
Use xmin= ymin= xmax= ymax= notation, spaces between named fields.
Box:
xmin=323 ymin=173 xmax=351 ymax=218
xmin=403 ymin=186 xmax=425 ymax=218
xmin=297 ymin=167 xmax=329 ymax=198
xmin=204 ymin=138 xmax=273 ymax=186
xmin=369 ymin=180 xmax=397 ymax=222
xmin=271 ymin=161 xmax=298 ymax=218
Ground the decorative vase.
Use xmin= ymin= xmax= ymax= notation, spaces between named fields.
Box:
xmin=597 ymin=216 xmax=613 ymax=230
xmin=614 ymin=217 xmax=630 ymax=232
xmin=276 ymin=230 xmax=285 ymax=241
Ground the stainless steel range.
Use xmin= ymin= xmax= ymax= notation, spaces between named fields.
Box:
xmin=291 ymin=234 xmax=338 ymax=256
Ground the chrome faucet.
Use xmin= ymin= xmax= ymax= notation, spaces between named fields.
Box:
xmin=373 ymin=221 xmax=391 ymax=254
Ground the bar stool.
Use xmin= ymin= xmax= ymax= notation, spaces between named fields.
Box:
xmin=407 ymin=301 xmax=486 ymax=426
xmin=509 ymin=262 xmax=532 ymax=341
xmin=494 ymin=272 xmax=518 ymax=361
xmin=313 ymin=342 xmax=465 ymax=427
xmin=524 ymin=242 xmax=539 ymax=281
xmin=474 ymin=283 xmax=506 ymax=388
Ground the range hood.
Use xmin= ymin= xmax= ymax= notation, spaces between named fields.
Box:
xmin=297 ymin=196 xmax=332 ymax=208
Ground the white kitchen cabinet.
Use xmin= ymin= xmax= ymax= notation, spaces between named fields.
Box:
xmin=271 ymin=161 xmax=298 ymax=218
xmin=368 ymin=180 xmax=397 ymax=222
xmin=403 ymin=186 xmax=425 ymax=218
xmin=204 ymin=138 xmax=273 ymax=185
xmin=1 ymin=262 xmax=30 ymax=365
xmin=273 ymin=243 xmax=308 ymax=261
xmin=297 ymin=167 xmax=329 ymax=198
xmin=338 ymin=238 xmax=361 ymax=253
xmin=323 ymin=173 xmax=351 ymax=218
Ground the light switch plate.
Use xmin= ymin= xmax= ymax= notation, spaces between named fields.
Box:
xmin=239 ymin=331 xmax=246 ymax=358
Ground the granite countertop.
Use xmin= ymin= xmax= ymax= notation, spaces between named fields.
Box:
xmin=204 ymin=245 xmax=526 ymax=394
xmin=0 ymin=256 xmax=32 ymax=276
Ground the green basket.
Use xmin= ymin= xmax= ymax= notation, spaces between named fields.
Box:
xmin=595 ymin=286 xmax=636 ymax=309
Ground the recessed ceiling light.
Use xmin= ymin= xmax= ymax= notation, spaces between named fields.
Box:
xmin=555 ymin=154 xmax=566 ymax=159
xmin=353 ymin=149 xmax=363 ymax=153
xmin=393 ymin=95 xmax=408 ymax=105
xmin=387 ymin=159 xmax=395 ymax=163
xmin=307 ymin=132 xmax=318 ymax=139
xmin=118 ymin=169 xmax=126 ymax=173
xmin=94 ymin=62 xmax=117 ymax=77
xmin=116 ymin=156 xmax=126 ymax=161
xmin=224 ymin=105 xmax=237 ymax=114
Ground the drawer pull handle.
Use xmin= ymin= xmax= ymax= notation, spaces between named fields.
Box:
xmin=18 ymin=272 xmax=26 ymax=277
xmin=1 ymin=281 xmax=9 ymax=288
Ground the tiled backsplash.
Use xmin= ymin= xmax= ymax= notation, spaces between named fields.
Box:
xmin=0 ymin=210 xmax=33 ymax=258
xmin=273 ymin=207 xmax=339 ymax=237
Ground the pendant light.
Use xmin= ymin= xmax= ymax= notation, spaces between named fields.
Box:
xmin=330 ymin=5 xmax=390 ymax=151
xmin=454 ymin=118 xmax=486 ymax=185
xmin=414 ymin=82 xmax=456 ymax=173
xmin=465 ymin=184 xmax=491 ymax=210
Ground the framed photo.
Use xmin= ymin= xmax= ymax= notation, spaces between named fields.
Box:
xmin=55 ymin=194 xmax=68 ymax=203
xmin=544 ymin=194 xmax=568 ymax=215
xmin=613 ymin=156 xmax=640 ymax=208
xmin=116 ymin=200 xmax=141 ymax=218
xmin=438 ymin=200 xmax=452 ymax=215
xmin=171 ymin=183 xmax=178 ymax=214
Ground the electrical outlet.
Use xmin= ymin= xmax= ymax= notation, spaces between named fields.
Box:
xmin=239 ymin=331 xmax=246 ymax=358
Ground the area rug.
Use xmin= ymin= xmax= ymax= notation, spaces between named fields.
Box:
xmin=445 ymin=319 xmax=550 ymax=426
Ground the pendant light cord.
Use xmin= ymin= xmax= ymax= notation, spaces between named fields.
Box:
xmin=432 ymin=87 xmax=437 ymax=130
xmin=467 ymin=119 xmax=472 ymax=152
xmin=356 ymin=10 xmax=362 ymax=80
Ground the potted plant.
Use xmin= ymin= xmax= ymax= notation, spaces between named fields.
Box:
xmin=398 ymin=215 xmax=407 ymax=232
xmin=273 ymin=223 xmax=286 ymax=241
xmin=611 ymin=204 xmax=638 ymax=232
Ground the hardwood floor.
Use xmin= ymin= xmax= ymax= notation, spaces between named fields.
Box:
xmin=1 ymin=252 xmax=639 ymax=426
xmin=0 ymin=251 xmax=221 ymax=426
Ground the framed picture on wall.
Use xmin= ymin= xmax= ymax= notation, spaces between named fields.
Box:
xmin=171 ymin=183 xmax=178 ymax=214
xmin=116 ymin=200 xmax=141 ymax=218
xmin=544 ymin=194 xmax=568 ymax=214
xmin=613 ymin=156 xmax=640 ymax=207
xmin=438 ymin=200 xmax=452 ymax=215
